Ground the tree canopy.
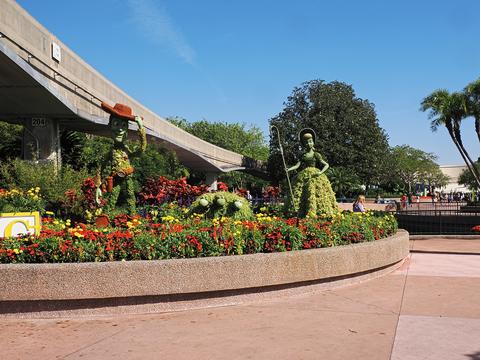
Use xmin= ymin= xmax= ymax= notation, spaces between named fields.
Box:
xmin=0 ymin=122 xmax=22 ymax=161
xmin=268 ymin=80 xmax=390 ymax=186
xmin=168 ymin=118 xmax=269 ymax=189
xmin=169 ymin=118 xmax=269 ymax=161
xmin=459 ymin=161 xmax=480 ymax=191
xmin=390 ymin=145 xmax=448 ymax=193
xmin=421 ymin=80 xmax=480 ymax=188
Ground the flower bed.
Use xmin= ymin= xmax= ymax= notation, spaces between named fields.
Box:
xmin=0 ymin=211 xmax=397 ymax=264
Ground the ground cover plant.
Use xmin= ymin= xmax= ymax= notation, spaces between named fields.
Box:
xmin=0 ymin=208 xmax=397 ymax=264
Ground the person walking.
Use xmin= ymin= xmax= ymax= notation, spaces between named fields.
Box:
xmin=401 ymin=194 xmax=407 ymax=210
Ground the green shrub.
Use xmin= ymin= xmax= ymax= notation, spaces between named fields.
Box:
xmin=131 ymin=144 xmax=189 ymax=189
xmin=0 ymin=188 xmax=46 ymax=213
xmin=0 ymin=159 xmax=90 ymax=207
xmin=0 ymin=122 xmax=22 ymax=161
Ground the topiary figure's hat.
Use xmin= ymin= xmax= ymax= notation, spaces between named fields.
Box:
xmin=101 ymin=102 xmax=136 ymax=121
xmin=299 ymin=128 xmax=316 ymax=145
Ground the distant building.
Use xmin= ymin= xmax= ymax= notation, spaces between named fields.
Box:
xmin=439 ymin=165 xmax=469 ymax=192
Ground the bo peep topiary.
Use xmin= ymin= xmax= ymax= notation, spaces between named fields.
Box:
xmin=284 ymin=128 xmax=337 ymax=217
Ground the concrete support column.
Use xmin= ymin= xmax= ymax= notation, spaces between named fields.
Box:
xmin=206 ymin=172 xmax=218 ymax=191
xmin=23 ymin=118 xmax=61 ymax=169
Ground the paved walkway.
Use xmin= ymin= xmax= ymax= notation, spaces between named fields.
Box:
xmin=1 ymin=237 xmax=479 ymax=359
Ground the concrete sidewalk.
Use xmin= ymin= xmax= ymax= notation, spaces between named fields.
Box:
xmin=1 ymin=237 xmax=479 ymax=360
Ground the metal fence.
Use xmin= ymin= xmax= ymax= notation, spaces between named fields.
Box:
xmin=396 ymin=201 xmax=467 ymax=213
xmin=395 ymin=202 xmax=480 ymax=235
xmin=250 ymin=198 xmax=480 ymax=235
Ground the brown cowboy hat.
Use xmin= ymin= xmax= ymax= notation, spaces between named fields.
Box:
xmin=101 ymin=102 xmax=136 ymax=121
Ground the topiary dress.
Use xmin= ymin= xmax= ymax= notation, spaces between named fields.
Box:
xmin=285 ymin=152 xmax=337 ymax=217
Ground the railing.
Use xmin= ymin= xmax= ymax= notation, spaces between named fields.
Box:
xmin=242 ymin=197 xmax=480 ymax=235
xmin=395 ymin=204 xmax=480 ymax=235
xmin=396 ymin=201 xmax=467 ymax=213
xmin=0 ymin=32 xmax=104 ymax=107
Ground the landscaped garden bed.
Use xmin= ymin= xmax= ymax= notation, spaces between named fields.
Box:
xmin=0 ymin=205 xmax=397 ymax=264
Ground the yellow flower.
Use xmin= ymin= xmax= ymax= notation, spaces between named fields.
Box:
xmin=45 ymin=211 xmax=54 ymax=215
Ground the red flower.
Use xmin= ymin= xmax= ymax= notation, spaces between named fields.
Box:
xmin=217 ymin=182 xmax=228 ymax=192
xmin=138 ymin=177 xmax=209 ymax=207
xmin=472 ymin=225 xmax=480 ymax=232
xmin=187 ymin=235 xmax=203 ymax=252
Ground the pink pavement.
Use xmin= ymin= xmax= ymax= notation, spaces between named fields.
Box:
xmin=1 ymin=237 xmax=479 ymax=360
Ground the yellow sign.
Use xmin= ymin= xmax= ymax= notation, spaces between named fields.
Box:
xmin=0 ymin=212 xmax=41 ymax=238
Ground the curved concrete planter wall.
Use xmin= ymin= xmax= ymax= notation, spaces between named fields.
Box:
xmin=0 ymin=230 xmax=409 ymax=303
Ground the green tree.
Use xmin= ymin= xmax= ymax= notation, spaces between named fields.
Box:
xmin=464 ymin=78 xmax=480 ymax=143
xmin=268 ymin=80 xmax=390 ymax=187
xmin=175 ymin=119 xmax=269 ymax=160
xmin=131 ymin=143 xmax=189 ymax=189
xmin=459 ymin=160 xmax=480 ymax=191
xmin=60 ymin=130 xmax=88 ymax=170
xmin=391 ymin=145 xmax=443 ymax=193
xmin=78 ymin=135 xmax=113 ymax=171
xmin=423 ymin=167 xmax=450 ymax=190
xmin=327 ymin=166 xmax=362 ymax=196
xmin=0 ymin=122 xmax=22 ymax=161
xmin=421 ymin=89 xmax=480 ymax=188
xmin=168 ymin=118 xmax=269 ymax=189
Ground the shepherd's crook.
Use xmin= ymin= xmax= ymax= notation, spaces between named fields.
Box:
xmin=270 ymin=125 xmax=294 ymax=201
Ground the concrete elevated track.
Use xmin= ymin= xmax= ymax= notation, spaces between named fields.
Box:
xmin=0 ymin=0 xmax=266 ymax=179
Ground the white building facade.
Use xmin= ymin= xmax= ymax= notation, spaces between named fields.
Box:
xmin=439 ymin=165 xmax=469 ymax=193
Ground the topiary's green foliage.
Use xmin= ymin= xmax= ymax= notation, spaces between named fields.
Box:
xmin=105 ymin=177 xmax=137 ymax=215
xmin=98 ymin=112 xmax=147 ymax=215
xmin=285 ymin=167 xmax=338 ymax=217
xmin=189 ymin=191 xmax=253 ymax=220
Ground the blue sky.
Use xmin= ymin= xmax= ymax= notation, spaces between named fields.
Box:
xmin=16 ymin=0 xmax=480 ymax=165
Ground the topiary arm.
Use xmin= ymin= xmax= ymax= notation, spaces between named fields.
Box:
xmin=125 ymin=116 xmax=147 ymax=157
xmin=315 ymin=152 xmax=329 ymax=175
xmin=287 ymin=161 xmax=301 ymax=172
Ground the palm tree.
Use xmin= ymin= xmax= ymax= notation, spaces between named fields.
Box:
xmin=464 ymin=79 xmax=480 ymax=142
xmin=421 ymin=89 xmax=480 ymax=188
xmin=448 ymin=92 xmax=480 ymax=182
xmin=327 ymin=166 xmax=361 ymax=196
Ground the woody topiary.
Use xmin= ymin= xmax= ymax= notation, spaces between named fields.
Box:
xmin=96 ymin=103 xmax=147 ymax=215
